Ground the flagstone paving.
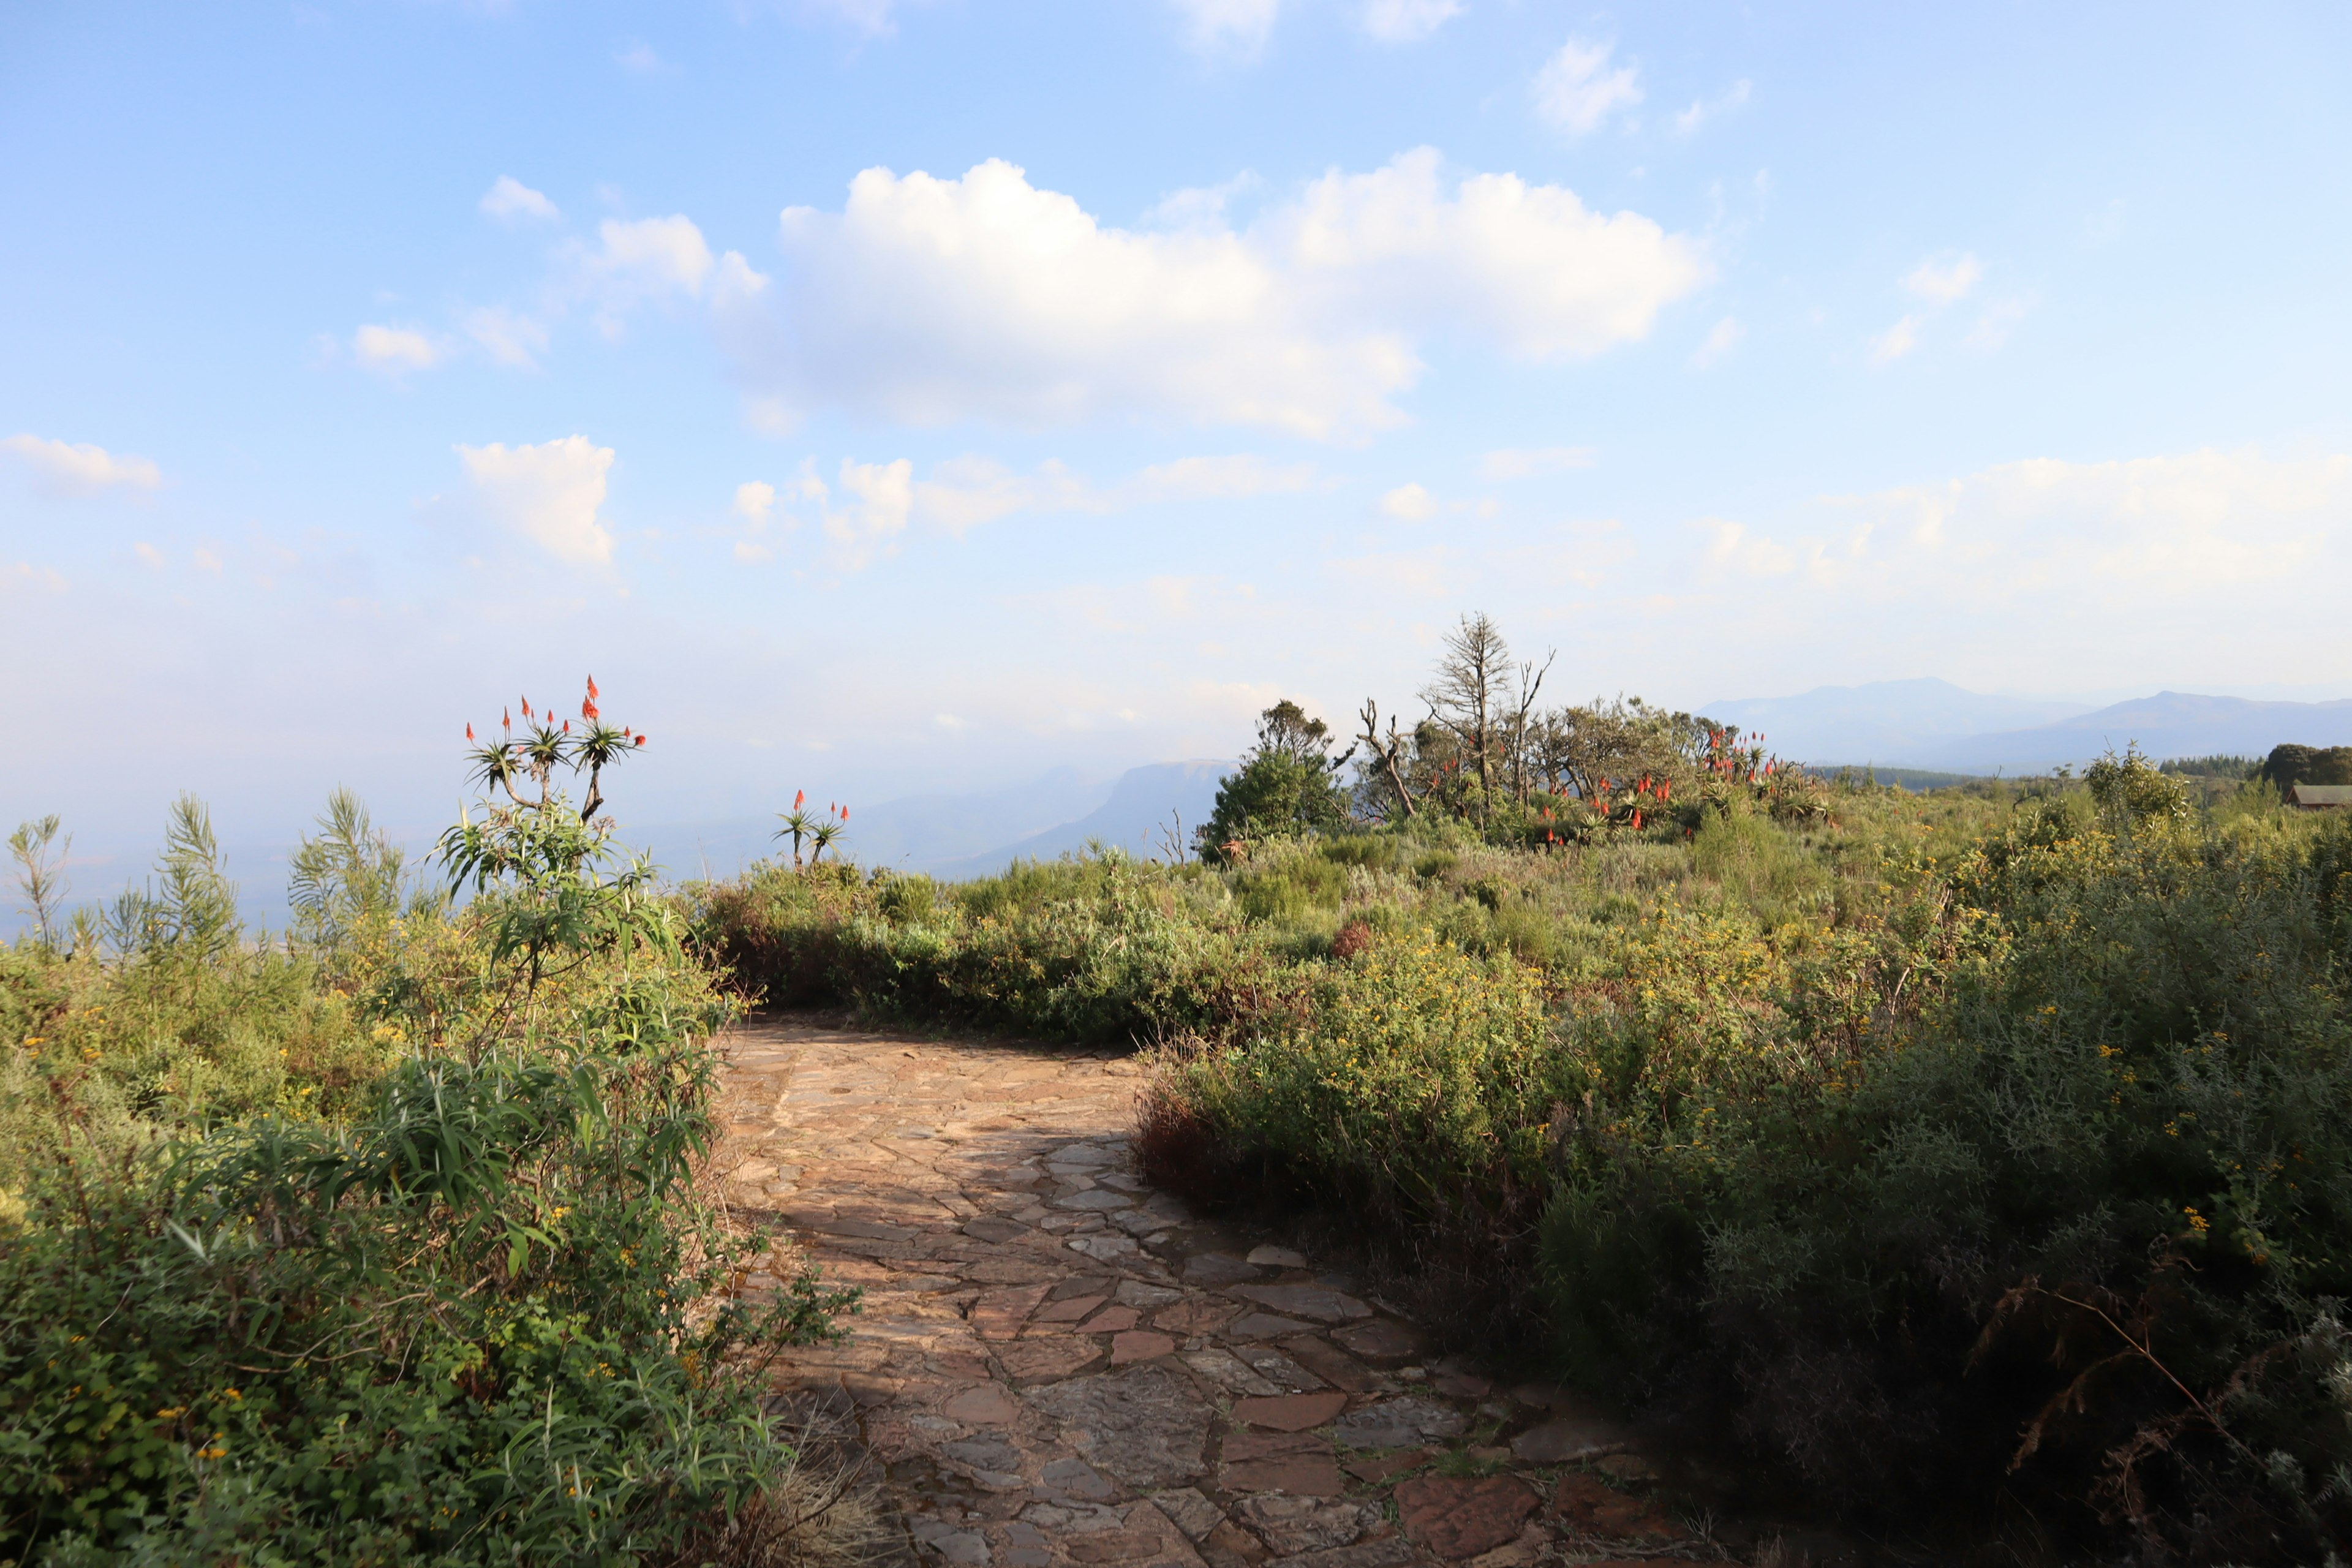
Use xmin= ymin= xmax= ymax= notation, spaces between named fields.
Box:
xmin=715 ymin=1014 xmax=1734 ymax=1568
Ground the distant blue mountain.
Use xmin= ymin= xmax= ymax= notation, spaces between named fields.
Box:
xmin=928 ymin=760 xmax=1232 ymax=880
xmin=1700 ymin=678 xmax=2089 ymax=765
xmin=1917 ymin=692 xmax=2352 ymax=773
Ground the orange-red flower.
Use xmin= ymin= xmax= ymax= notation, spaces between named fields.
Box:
xmin=466 ymin=723 xmax=475 ymax=741
xmin=587 ymin=674 xmax=599 ymax=701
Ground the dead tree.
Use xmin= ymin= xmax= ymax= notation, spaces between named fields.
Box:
xmin=1420 ymin=612 xmax=1513 ymax=824
xmin=1356 ymin=699 xmax=1419 ymax=820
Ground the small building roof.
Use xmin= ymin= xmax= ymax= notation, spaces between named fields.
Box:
xmin=2290 ymin=783 xmax=2352 ymax=807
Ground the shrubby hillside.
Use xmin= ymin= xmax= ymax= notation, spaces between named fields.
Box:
xmin=2 ymin=687 xmax=860 ymax=1566
xmin=693 ymin=618 xmax=2352 ymax=1565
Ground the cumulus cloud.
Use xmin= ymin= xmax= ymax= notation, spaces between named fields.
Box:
xmin=464 ymin=306 xmax=549 ymax=369
xmin=1673 ymin=80 xmax=1751 ymax=135
xmin=457 ymin=436 xmax=617 ymax=565
xmin=1905 ymin=252 xmax=1983 ymax=304
xmin=1362 ymin=0 xmax=1460 ymax=43
xmin=1710 ymin=448 xmax=2352 ymax=611
xmin=1379 ymin=482 xmax=1440 ymax=521
xmin=1868 ymin=314 xmax=1920 ymax=364
xmin=1477 ymin=446 xmax=1595 ymax=481
xmin=734 ymin=480 xmax=778 ymax=524
xmin=734 ymin=451 xmax=1324 ymax=551
xmin=1692 ymin=314 xmax=1746 ymax=367
xmin=1532 ymin=39 xmax=1642 ymax=136
xmin=2 ymin=434 xmax=163 ymax=495
xmin=1169 ymin=0 xmax=1281 ymax=55
xmin=352 ymin=324 xmax=443 ymax=372
xmin=480 ymin=175 xmax=560 ymax=222
xmin=1 ymin=560 xmax=68 ymax=595
xmin=743 ymin=150 xmax=1703 ymax=439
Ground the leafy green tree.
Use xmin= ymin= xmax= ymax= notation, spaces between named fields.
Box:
xmin=1199 ymin=700 xmax=1354 ymax=860
xmin=2258 ymin=743 xmax=2352 ymax=793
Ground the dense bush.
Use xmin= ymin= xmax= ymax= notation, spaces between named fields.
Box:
xmin=694 ymin=758 xmax=2352 ymax=1561
xmin=4 ymin=745 xmax=858 ymax=1564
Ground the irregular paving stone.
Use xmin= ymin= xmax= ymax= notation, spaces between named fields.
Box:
xmin=1246 ymin=1245 xmax=1310 ymax=1267
xmin=1025 ymin=1366 xmax=1213 ymax=1488
xmin=963 ymin=1216 xmax=1029 ymax=1243
xmin=1234 ymin=1392 xmax=1349 ymax=1431
xmin=1429 ymin=1368 xmax=1492 ymax=1399
xmin=1394 ymin=1476 xmax=1539 ymax=1560
xmin=1042 ymin=1457 xmax=1121 ymax=1500
xmin=1231 ymin=1496 xmax=1382 ymax=1555
xmin=1182 ymin=1253 xmax=1262 ymax=1287
xmin=1340 ymin=1449 xmax=1428 ymax=1483
xmin=1033 ymin=1293 xmax=1110 ymax=1324
xmin=1113 ymin=1330 xmax=1179 ymax=1365
xmin=1069 ymin=1234 xmax=1143 ymax=1261
xmin=1224 ymin=1311 xmax=1315 ymax=1341
xmin=1277 ymin=1336 xmax=1385 ymax=1394
xmin=973 ymin=1283 xmax=1054 ymax=1339
xmin=1332 ymin=1396 xmax=1466 ymax=1450
xmin=1201 ymin=1519 xmax=1272 ymax=1568
xmin=1232 ymin=1348 xmax=1325 ymax=1392
xmin=1150 ymin=1488 xmax=1227 ymax=1542
xmin=999 ymin=1338 xmax=1109 ymax=1386
xmin=1226 ymin=1285 xmax=1373 ymax=1324
xmin=1222 ymin=1450 xmax=1345 ymax=1497
xmin=1263 ymin=1540 xmax=1418 ymax=1568
xmin=1086 ymin=1305 xmax=1144 ymax=1333
xmin=1118 ymin=1280 xmax=1188 ymax=1310
xmin=1550 ymin=1473 xmax=1686 ymax=1539
xmin=941 ymin=1434 xmax=1028 ymax=1489
xmin=1330 ymin=1319 xmax=1425 ymax=1366
xmin=1509 ymin=1412 xmax=1630 ymax=1463
xmin=1156 ymin=1297 xmax=1243 ymax=1336
xmin=1180 ymin=1349 xmax=1282 ymax=1397
xmin=942 ymin=1383 xmax=1022 ymax=1423
xmin=1057 ymin=1188 xmax=1138 ymax=1212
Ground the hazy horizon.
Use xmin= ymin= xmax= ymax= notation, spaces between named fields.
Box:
xmin=7 ymin=3 xmax=2351 ymax=848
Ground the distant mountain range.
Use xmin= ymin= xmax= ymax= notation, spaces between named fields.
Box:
xmin=1702 ymin=680 xmax=2352 ymax=774
xmin=630 ymin=760 xmax=1231 ymax=885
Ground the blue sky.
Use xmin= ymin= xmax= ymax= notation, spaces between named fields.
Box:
xmin=5 ymin=0 xmax=2351 ymax=847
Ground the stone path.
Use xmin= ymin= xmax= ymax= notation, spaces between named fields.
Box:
xmin=716 ymin=1015 xmax=1736 ymax=1568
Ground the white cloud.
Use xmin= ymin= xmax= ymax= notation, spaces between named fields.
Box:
xmin=457 ymin=436 xmax=617 ymax=566
xmin=1 ymin=560 xmax=67 ymax=595
xmin=589 ymin=215 xmax=717 ymax=296
xmin=1362 ymin=0 xmax=1460 ymax=43
xmin=1477 ymin=446 xmax=1596 ymax=481
xmin=1170 ymin=0 xmax=1280 ymax=55
xmin=1714 ymin=448 xmax=2352 ymax=611
xmin=134 ymin=542 xmax=167 ymax=571
xmin=1904 ymin=252 xmax=1983 ymax=304
xmin=1868 ymin=314 xmax=1919 ymax=364
xmin=464 ymin=306 xmax=549 ymax=369
xmin=2 ymin=434 xmax=162 ymax=494
xmin=821 ymin=459 xmax=914 ymax=567
xmin=614 ymin=41 xmax=670 ymax=73
xmin=1692 ymin=314 xmax=1746 ymax=367
xmin=1966 ymin=295 xmax=2034 ymax=353
xmin=803 ymin=0 xmax=901 ymax=34
xmin=352 ymin=323 xmax=443 ymax=372
xmin=1673 ymin=79 xmax=1751 ymax=135
xmin=915 ymin=452 xmax=1321 ymax=535
xmin=1379 ymin=482 xmax=1440 ymax=521
xmin=1532 ymin=39 xmax=1642 ymax=137
xmin=734 ymin=480 xmax=778 ymax=524
xmin=480 ymin=175 xmax=559 ymax=223
xmin=747 ymin=150 xmax=1704 ymax=439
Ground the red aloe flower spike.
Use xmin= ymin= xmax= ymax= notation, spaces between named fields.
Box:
xmin=587 ymin=674 xmax=599 ymax=701
xmin=563 ymin=718 xmax=570 ymax=733
xmin=635 ymin=735 xmax=646 ymax=747
xmin=1632 ymin=810 xmax=1645 ymax=830
xmin=794 ymin=789 xmax=805 ymax=809
xmin=503 ymin=708 xmax=511 ymax=729
xmin=466 ymin=723 xmax=475 ymax=741
xmin=582 ymin=697 xmax=598 ymax=720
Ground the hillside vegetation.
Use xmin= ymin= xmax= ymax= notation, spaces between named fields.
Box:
xmin=2 ymin=692 xmax=859 ymax=1566
xmin=693 ymin=619 xmax=2352 ymax=1565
